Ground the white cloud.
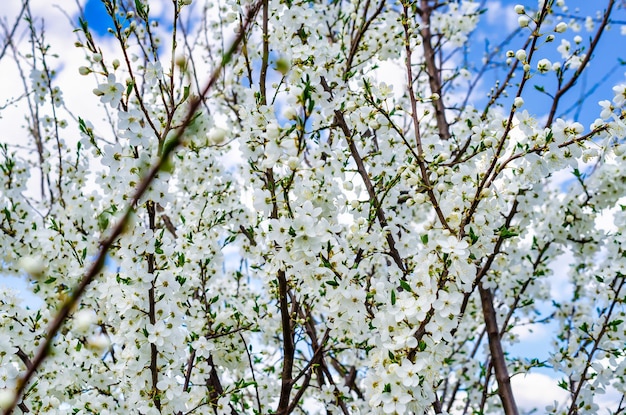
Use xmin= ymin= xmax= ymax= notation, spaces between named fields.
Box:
xmin=511 ymin=372 xmax=569 ymax=413
xmin=485 ymin=1 xmax=520 ymax=33
xmin=548 ymin=248 xmax=574 ymax=302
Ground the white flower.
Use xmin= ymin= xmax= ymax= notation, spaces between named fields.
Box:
xmin=537 ymin=58 xmax=552 ymax=73
xmin=437 ymin=236 xmax=469 ymax=257
xmin=557 ymin=40 xmax=571 ymax=59
xmin=93 ymin=74 xmax=124 ymax=108
xmin=599 ymin=100 xmax=614 ymax=119
xmin=555 ymin=22 xmax=568 ymax=33
xmin=144 ymin=61 xmax=163 ymax=86
xmin=612 ymin=84 xmax=626 ymax=107
xmin=147 ymin=321 xmax=171 ymax=347
xmin=381 ymin=388 xmax=412 ymax=414
xmin=216 ymin=395 xmax=231 ymax=415
xmin=118 ymin=109 xmax=144 ymax=133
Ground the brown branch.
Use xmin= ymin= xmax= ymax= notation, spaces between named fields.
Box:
xmin=344 ymin=0 xmax=386 ymax=77
xmin=182 ymin=349 xmax=196 ymax=393
xmin=419 ymin=0 xmax=450 ymax=140
xmin=15 ymin=347 xmax=32 ymax=371
xmin=259 ymin=0 xmax=269 ymax=105
xmin=479 ymin=286 xmax=519 ymax=415
xmin=239 ymin=333 xmax=263 ymax=414
xmin=275 ymin=269 xmax=295 ymax=414
xmin=0 ymin=0 xmax=28 ymax=63
xmin=146 ymin=201 xmax=161 ymax=411
xmin=401 ymin=3 xmax=453 ymax=233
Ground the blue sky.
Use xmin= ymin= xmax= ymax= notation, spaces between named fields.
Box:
xmin=83 ymin=0 xmax=110 ymax=36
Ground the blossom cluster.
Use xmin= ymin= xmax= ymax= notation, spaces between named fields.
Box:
xmin=1 ymin=0 xmax=625 ymax=414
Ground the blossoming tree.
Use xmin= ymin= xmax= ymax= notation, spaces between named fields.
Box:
xmin=1 ymin=0 xmax=625 ymax=413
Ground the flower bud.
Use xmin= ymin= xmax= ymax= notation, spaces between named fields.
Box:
xmin=207 ymin=127 xmax=227 ymax=145
xmin=0 ymin=389 xmax=16 ymax=410
xmin=555 ymin=22 xmax=568 ymax=33
xmin=514 ymin=97 xmax=524 ymax=108
xmin=514 ymin=4 xmax=525 ymax=14
xmin=19 ymin=255 xmax=46 ymax=278
xmin=282 ymin=106 xmax=298 ymax=120
xmin=74 ymin=309 xmax=97 ymax=333
xmin=518 ymin=16 xmax=530 ymax=28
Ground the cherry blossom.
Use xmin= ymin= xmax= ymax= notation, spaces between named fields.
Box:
xmin=1 ymin=1 xmax=626 ymax=414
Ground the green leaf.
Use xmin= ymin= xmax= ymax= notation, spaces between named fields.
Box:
xmin=97 ymin=212 xmax=109 ymax=232
xmin=391 ymin=289 xmax=396 ymax=305
xmin=469 ymin=227 xmax=479 ymax=245
xmin=579 ymin=322 xmax=589 ymax=333
xmin=325 ymin=280 xmax=339 ymax=287
xmin=496 ymin=225 xmax=518 ymax=239
xmin=399 ymin=280 xmax=412 ymax=292
xmin=135 ymin=0 xmax=149 ymax=20
xmin=421 ymin=234 xmax=428 ymax=245
xmin=125 ymin=79 xmax=134 ymax=97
